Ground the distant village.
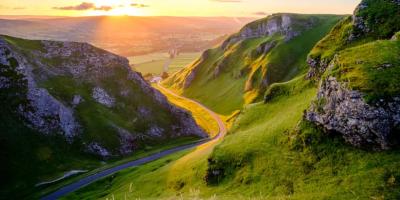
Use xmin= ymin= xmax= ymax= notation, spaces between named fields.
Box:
xmin=140 ymin=49 xmax=179 ymax=83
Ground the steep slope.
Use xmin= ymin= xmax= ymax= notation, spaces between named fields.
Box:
xmin=165 ymin=14 xmax=342 ymax=115
xmin=0 ymin=35 xmax=206 ymax=198
xmin=305 ymin=0 xmax=400 ymax=150
xmin=66 ymin=2 xmax=400 ymax=199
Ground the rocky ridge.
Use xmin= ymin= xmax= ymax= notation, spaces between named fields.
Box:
xmin=306 ymin=77 xmax=400 ymax=149
xmin=0 ymin=35 xmax=207 ymax=157
xmin=305 ymin=0 xmax=400 ymax=150
xmin=0 ymin=38 xmax=80 ymax=142
xmin=222 ymin=14 xmax=317 ymax=49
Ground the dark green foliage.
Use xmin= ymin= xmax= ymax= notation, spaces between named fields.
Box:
xmin=0 ymin=58 xmax=99 ymax=199
xmin=355 ymin=0 xmax=400 ymax=39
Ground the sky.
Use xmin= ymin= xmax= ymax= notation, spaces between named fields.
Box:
xmin=0 ymin=0 xmax=361 ymax=17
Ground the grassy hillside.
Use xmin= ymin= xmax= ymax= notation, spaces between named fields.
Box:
xmin=65 ymin=73 xmax=400 ymax=199
xmin=164 ymin=14 xmax=343 ymax=115
xmin=327 ymin=39 xmax=400 ymax=103
xmin=63 ymin=6 xmax=400 ymax=199
xmin=0 ymin=35 xmax=207 ymax=199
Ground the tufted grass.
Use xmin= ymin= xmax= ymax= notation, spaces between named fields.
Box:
xmin=329 ymin=40 xmax=400 ymax=103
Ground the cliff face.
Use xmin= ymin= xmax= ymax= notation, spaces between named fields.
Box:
xmin=305 ymin=0 xmax=400 ymax=150
xmin=306 ymin=77 xmax=400 ymax=150
xmin=221 ymin=14 xmax=317 ymax=49
xmin=0 ymin=35 xmax=206 ymax=157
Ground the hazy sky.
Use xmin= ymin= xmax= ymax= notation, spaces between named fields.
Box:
xmin=0 ymin=0 xmax=361 ymax=17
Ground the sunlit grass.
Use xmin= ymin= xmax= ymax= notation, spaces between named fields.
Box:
xmin=154 ymin=84 xmax=219 ymax=138
xmin=65 ymin=74 xmax=400 ymax=199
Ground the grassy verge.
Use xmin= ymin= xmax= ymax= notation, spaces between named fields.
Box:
xmin=154 ymin=84 xmax=219 ymax=138
xmin=34 ymin=136 xmax=199 ymax=199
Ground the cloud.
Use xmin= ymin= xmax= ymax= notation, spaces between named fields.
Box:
xmin=130 ymin=3 xmax=149 ymax=8
xmin=211 ymin=0 xmax=242 ymax=2
xmin=253 ymin=11 xmax=267 ymax=16
xmin=53 ymin=2 xmax=113 ymax=11
xmin=95 ymin=5 xmax=113 ymax=11
xmin=53 ymin=2 xmax=95 ymax=10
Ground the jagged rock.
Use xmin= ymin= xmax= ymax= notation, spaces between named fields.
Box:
xmin=113 ymin=125 xmax=137 ymax=155
xmin=1 ymin=35 xmax=207 ymax=157
xmin=222 ymin=14 xmax=315 ymax=49
xmin=120 ymin=89 xmax=130 ymax=97
xmin=0 ymin=40 xmax=80 ymax=142
xmin=72 ymin=95 xmax=83 ymax=106
xmin=392 ymin=32 xmax=400 ymax=40
xmin=349 ymin=1 xmax=370 ymax=40
xmin=138 ymin=106 xmax=151 ymax=118
xmin=125 ymin=66 xmax=207 ymax=138
xmin=92 ymin=87 xmax=115 ymax=108
xmin=183 ymin=67 xmax=199 ymax=89
xmin=0 ymin=76 xmax=11 ymax=89
xmin=146 ymin=126 xmax=164 ymax=137
xmin=306 ymin=56 xmax=332 ymax=79
xmin=306 ymin=77 xmax=400 ymax=150
xmin=87 ymin=142 xmax=111 ymax=157
xmin=252 ymin=41 xmax=277 ymax=58
xmin=350 ymin=0 xmax=400 ymax=40
xmin=22 ymin=88 xmax=80 ymax=141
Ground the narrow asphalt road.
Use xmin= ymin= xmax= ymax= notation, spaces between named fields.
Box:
xmin=41 ymin=83 xmax=226 ymax=200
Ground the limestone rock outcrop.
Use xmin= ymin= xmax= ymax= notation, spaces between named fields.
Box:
xmin=306 ymin=77 xmax=400 ymax=150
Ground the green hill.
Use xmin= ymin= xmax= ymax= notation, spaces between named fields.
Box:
xmin=0 ymin=35 xmax=206 ymax=198
xmin=165 ymin=14 xmax=343 ymax=115
xmin=66 ymin=1 xmax=400 ymax=199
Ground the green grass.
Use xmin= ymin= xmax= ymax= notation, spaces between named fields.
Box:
xmin=308 ymin=16 xmax=353 ymax=62
xmin=1 ymin=35 xmax=45 ymax=52
xmin=328 ymin=39 xmax=400 ymax=102
xmin=40 ymin=70 xmax=194 ymax=152
xmin=60 ymin=11 xmax=400 ymax=200
xmin=308 ymin=0 xmax=400 ymax=79
xmin=65 ymin=74 xmax=400 ymax=199
xmin=166 ymin=14 xmax=342 ymax=116
xmin=128 ymin=52 xmax=169 ymax=64
xmin=0 ymin=35 xmax=206 ymax=199
xmin=154 ymin=84 xmax=219 ymax=138
xmin=353 ymin=0 xmax=400 ymax=39
xmin=0 ymin=53 xmax=100 ymax=199
xmin=32 ymin=137 xmax=200 ymax=199
xmin=131 ymin=52 xmax=201 ymax=75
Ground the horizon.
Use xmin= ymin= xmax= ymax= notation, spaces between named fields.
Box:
xmin=0 ymin=0 xmax=360 ymax=17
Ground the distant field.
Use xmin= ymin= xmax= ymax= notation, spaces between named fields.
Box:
xmin=129 ymin=52 xmax=201 ymax=75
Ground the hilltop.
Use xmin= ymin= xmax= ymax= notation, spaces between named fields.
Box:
xmin=165 ymin=13 xmax=343 ymax=115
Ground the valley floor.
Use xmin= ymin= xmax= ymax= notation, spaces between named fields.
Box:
xmin=38 ymin=83 xmax=224 ymax=199
xmin=62 ymin=75 xmax=400 ymax=200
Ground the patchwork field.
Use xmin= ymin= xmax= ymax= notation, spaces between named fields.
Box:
xmin=129 ymin=52 xmax=201 ymax=75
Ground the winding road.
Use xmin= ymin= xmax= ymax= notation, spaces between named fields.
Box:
xmin=41 ymin=84 xmax=226 ymax=200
